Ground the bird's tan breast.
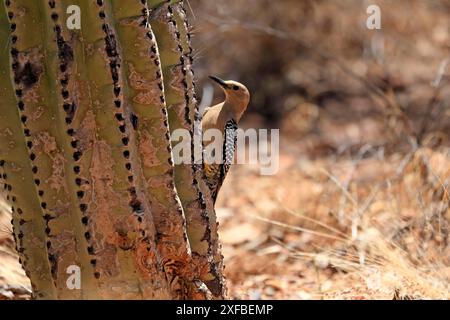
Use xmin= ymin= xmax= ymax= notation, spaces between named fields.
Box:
xmin=201 ymin=103 xmax=231 ymax=133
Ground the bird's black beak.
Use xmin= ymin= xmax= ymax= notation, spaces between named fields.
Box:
xmin=209 ymin=75 xmax=229 ymax=89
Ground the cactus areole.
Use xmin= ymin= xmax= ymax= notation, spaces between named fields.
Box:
xmin=0 ymin=0 xmax=226 ymax=300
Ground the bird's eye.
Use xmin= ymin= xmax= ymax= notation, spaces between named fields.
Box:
xmin=232 ymin=85 xmax=240 ymax=91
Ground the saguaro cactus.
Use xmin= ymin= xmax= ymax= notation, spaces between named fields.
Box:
xmin=0 ymin=0 xmax=225 ymax=299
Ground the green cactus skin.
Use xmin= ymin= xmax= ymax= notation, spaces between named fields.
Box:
xmin=1 ymin=0 xmax=81 ymax=299
xmin=107 ymin=0 xmax=205 ymax=298
xmin=0 ymin=0 xmax=224 ymax=300
xmin=148 ymin=0 xmax=226 ymax=298
xmin=0 ymin=5 xmax=58 ymax=298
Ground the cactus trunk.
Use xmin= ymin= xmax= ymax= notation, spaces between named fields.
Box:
xmin=148 ymin=0 xmax=226 ymax=298
xmin=0 ymin=0 xmax=225 ymax=300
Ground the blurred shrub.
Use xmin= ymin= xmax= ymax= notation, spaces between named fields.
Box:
xmin=190 ymin=0 xmax=450 ymax=148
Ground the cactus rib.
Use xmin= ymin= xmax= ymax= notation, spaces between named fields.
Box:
xmin=107 ymin=0 xmax=199 ymax=298
xmin=2 ymin=0 xmax=59 ymax=299
xmin=148 ymin=0 xmax=225 ymax=298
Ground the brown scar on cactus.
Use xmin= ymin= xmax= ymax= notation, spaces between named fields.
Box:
xmin=31 ymin=132 xmax=69 ymax=195
xmin=128 ymin=62 xmax=165 ymax=106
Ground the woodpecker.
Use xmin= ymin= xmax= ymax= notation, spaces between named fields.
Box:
xmin=201 ymin=76 xmax=250 ymax=203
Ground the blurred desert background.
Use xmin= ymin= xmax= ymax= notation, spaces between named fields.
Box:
xmin=1 ymin=0 xmax=450 ymax=299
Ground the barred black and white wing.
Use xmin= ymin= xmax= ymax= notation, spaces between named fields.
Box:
xmin=222 ymin=118 xmax=238 ymax=178
xmin=204 ymin=119 xmax=238 ymax=203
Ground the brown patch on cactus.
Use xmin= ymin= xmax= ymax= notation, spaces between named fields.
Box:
xmin=168 ymin=66 xmax=186 ymax=95
xmin=161 ymin=253 xmax=196 ymax=297
xmin=133 ymin=91 xmax=162 ymax=106
xmin=74 ymin=110 xmax=97 ymax=152
xmin=46 ymin=153 xmax=68 ymax=195
xmin=8 ymin=161 xmax=22 ymax=174
xmin=30 ymin=106 xmax=45 ymax=121
xmin=114 ymin=217 xmax=136 ymax=251
xmin=1 ymin=127 xmax=13 ymax=139
xmin=30 ymin=132 xmax=68 ymax=194
xmin=85 ymin=43 xmax=95 ymax=57
xmin=51 ymin=200 xmax=71 ymax=219
xmin=22 ymin=86 xmax=40 ymax=105
xmin=74 ymin=110 xmax=96 ymax=153
xmin=139 ymin=130 xmax=160 ymax=167
xmin=94 ymin=244 xmax=119 ymax=278
xmin=88 ymin=140 xmax=123 ymax=277
xmin=47 ymin=230 xmax=77 ymax=279
xmin=136 ymin=243 xmax=158 ymax=274
xmin=34 ymin=132 xmax=58 ymax=155
xmin=128 ymin=63 xmax=152 ymax=91
xmin=8 ymin=3 xmax=26 ymax=18
xmin=118 ymin=16 xmax=142 ymax=28
xmin=128 ymin=63 xmax=162 ymax=106
xmin=191 ymin=252 xmax=213 ymax=278
xmin=171 ymin=102 xmax=188 ymax=120
xmin=13 ymin=49 xmax=44 ymax=91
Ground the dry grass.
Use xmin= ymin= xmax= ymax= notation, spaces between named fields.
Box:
xmin=216 ymin=143 xmax=449 ymax=299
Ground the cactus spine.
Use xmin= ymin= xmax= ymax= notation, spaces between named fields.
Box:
xmin=0 ymin=0 xmax=225 ymax=299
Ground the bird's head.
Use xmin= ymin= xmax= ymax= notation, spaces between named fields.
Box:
xmin=209 ymin=75 xmax=250 ymax=110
